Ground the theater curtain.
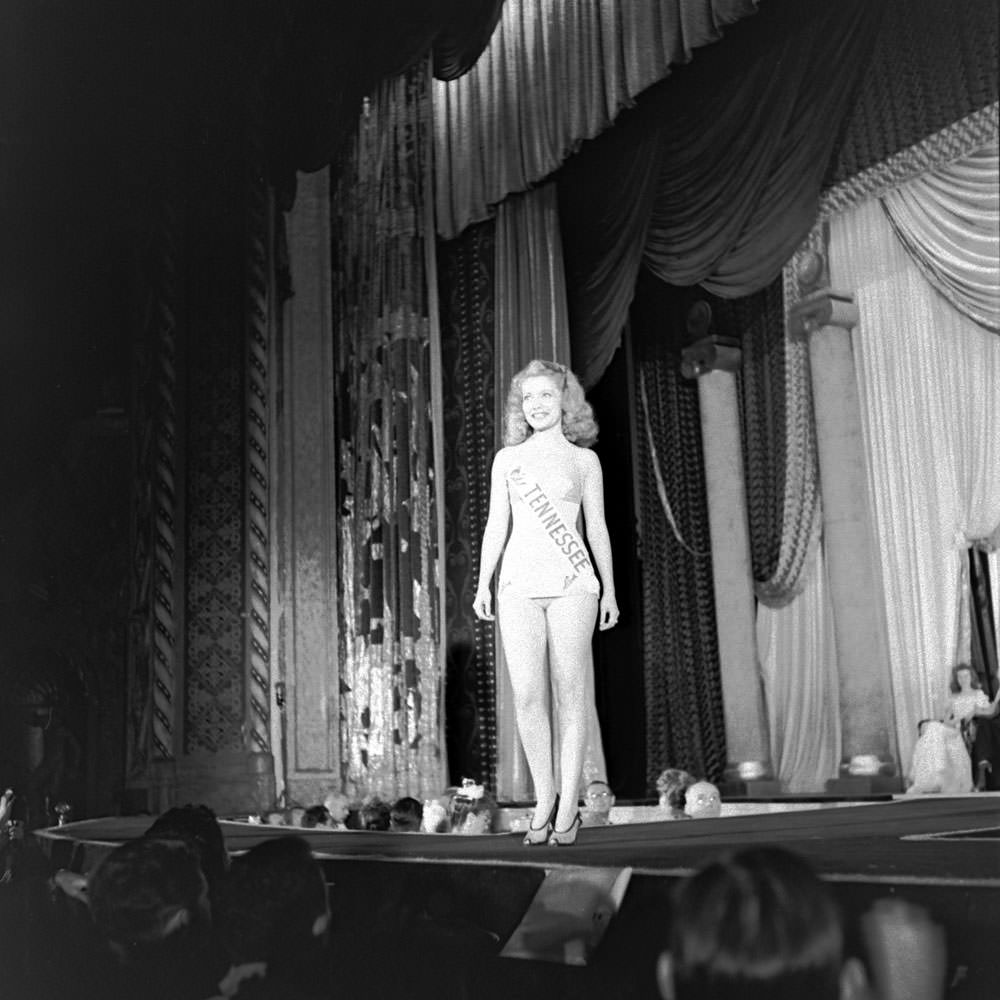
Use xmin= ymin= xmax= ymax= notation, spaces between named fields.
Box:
xmin=331 ymin=64 xmax=446 ymax=800
xmin=727 ymin=278 xmax=833 ymax=791
xmin=493 ymin=184 xmax=572 ymax=800
xmin=881 ymin=142 xmax=1000 ymax=334
xmin=432 ymin=0 xmax=760 ymax=240
xmin=757 ymin=547 xmax=841 ymax=792
xmin=829 ymin=189 xmax=1000 ymax=777
xmin=562 ymin=0 xmax=879 ymax=390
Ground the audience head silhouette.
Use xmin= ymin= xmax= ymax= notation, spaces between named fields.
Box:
xmin=144 ymin=802 xmax=229 ymax=898
xmin=88 ymin=837 xmax=211 ymax=965
xmin=658 ymin=846 xmax=866 ymax=1000
xmin=215 ymin=834 xmax=330 ymax=979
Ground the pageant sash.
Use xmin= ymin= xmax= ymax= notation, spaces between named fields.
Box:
xmin=508 ymin=465 xmax=595 ymax=592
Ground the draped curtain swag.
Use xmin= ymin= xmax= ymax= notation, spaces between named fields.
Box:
xmin=330 ymin=64 xmax=446 ymax=800
xmin=829 ymin=181 xmax=1000 ymax=777
xmin=563 ymin=0 xmax=881 ymax=389
xmin=432 ymin=0 xmax=760 ymax=241
xmin=882 ymin=142 xmax=1000 ymax=334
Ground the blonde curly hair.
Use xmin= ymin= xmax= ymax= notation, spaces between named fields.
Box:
xmin=503 ymin=359 xmax=599 ymax=448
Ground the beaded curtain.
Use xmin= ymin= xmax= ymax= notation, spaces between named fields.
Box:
xmin=331 ymin=64 xmax=446 ymax=800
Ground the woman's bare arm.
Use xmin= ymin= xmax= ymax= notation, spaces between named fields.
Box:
xmin=580 ymin=449 xmax=619 ymax=630
xmin=473 ymin=450 xmax=512 ymax=621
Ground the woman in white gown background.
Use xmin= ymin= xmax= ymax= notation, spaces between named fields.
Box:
xmin=907 ymin=663 xmax=999 ymax=794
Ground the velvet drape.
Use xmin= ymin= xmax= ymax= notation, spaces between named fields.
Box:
xmin=560 ymin=0 xmax=883 ymax=389
xmin=432 ymin=0 xmax=760 ymax=241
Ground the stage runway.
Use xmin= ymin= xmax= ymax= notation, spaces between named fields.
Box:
xmin=36 ymin=794 xmax=1000 ymax=883
xmin=34 ymin=796 xmax=1000 ymax=1000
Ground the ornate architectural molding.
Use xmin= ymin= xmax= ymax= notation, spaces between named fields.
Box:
xmin=244 ymin=153 xmax=271 ymax=756
xmin=152 ymin=196 xmax=180 ymax=761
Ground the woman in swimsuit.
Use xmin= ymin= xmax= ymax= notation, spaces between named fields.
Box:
xmin=473 ymin=360 xmax=618 ymax=846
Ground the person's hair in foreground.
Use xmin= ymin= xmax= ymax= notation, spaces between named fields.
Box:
xmin=144 ymin=802 xmax=229 ymax=899
xmin=657 ymin=846 xmax=866 ymax=1000
xmin=215 ymin=835 xmax=330 ymax=984
xmin=87 ymin=837 xmax=212 ymax=966
xmin=503 ymin=359 xmax=599 ymax=447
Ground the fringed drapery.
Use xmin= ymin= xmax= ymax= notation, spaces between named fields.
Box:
xmin=331 ymin=64 xmax=446 ymax=800
xmin=726 ymin=281 xmax=822 ymax=606
xmin=820 ymin=104 xmax=1000 ymax=221
xmin=733 ymin=271 xmax=830 ymax=790
xmin=439 ymin=219 xmax=498 ymax=790
xmin=432 ymin=0 xmax=760 ymax=240
xmin=823 ymin=0 xmax=999 ymax=191
xmin=882 ymin=141 xmax=1000 ymax=334
xmin=829 ymin=194 xmax=1000 ymax=778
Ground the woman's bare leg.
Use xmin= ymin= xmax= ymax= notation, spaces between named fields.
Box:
xmin=546 ymin=593 xmax=598 ymax=831
xmin=498 ymin=591 xmax=556 ymax=828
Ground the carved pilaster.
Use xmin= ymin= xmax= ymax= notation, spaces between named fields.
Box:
xmin=244 ymin=152 xmax=271 ymax=755
xmin=152 ymin=196 xmax=180 ymax=760
xmin=789 ymin=277 xmax=899 ymax=789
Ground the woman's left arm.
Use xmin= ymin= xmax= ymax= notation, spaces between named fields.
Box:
xmin=974 ymin=689 xmax=1000 ymax=717
xmin=580 ymin=449 xmax=619 ymax=631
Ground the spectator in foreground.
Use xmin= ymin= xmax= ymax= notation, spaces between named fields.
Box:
xmin=656 ymin=846 xmax=946 ymax=1000
xmin=144 ymin=803 xmax=230 ymax=907
xmin=87 ymin=837 xmax=223 ymax=1000
xmin=211 ymin=835 xmax=330 ymax=999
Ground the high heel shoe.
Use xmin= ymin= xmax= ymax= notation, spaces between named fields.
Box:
xmin=548 ymin=812 xmax=582 ymax=847
xmin=523 ymin=796 xmax=559 ymax=846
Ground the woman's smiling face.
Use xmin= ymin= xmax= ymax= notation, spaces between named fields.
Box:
xmin=521 ymin=374 xmax=563 ymax=433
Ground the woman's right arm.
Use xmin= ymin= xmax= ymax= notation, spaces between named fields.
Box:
xmin=473 ymin=451 xmax=511 ymax=621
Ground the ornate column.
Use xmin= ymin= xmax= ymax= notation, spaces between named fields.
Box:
xmin=681 ymin=317 xmax=775 ymax=793
xmin=789 ymin=278 xmax=899 ymax=791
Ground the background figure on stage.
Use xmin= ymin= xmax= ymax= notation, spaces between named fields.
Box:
xmin=390 ymin=796 xmax=424 ymax=832
xmin=656 ymin=768 xmax=695 ymax=819
xmin=474 ymin=359 xmax=618 ymax=847
xmin=581 ymin=779 xmax=615 ymax=827
xmin=358 ymin=796 xmax=391 ymax=831
xmin=683 ymin=779 xmax=721 ymax=819
xmin=322 ymin=791 xmax=351 ymax=830
xmin=907 ymin=663 xmax=999 ymax=795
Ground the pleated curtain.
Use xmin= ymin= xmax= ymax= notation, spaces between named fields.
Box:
xmin=432 ymin=0 xmax=761 ymax=241
xmin=828 ymin=156 xmax=1000 ymax=778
